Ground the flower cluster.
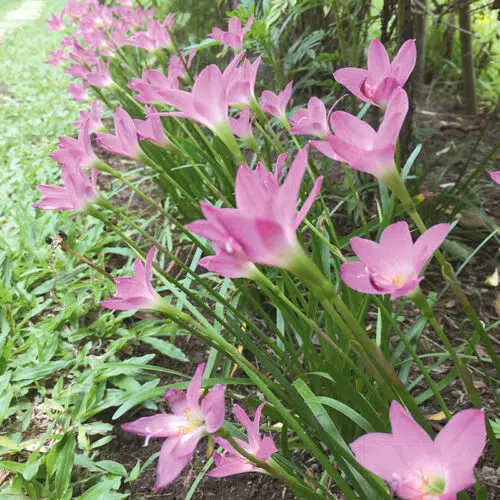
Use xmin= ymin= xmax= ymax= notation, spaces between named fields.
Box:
xmin=122 ymin=364 xmax=276 ymax=489
xmin=40 ymin=1 xmax=492 ymax=496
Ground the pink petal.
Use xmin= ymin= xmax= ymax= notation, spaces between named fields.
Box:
xmin=207 ymin=456 xmax=255 ymax=477
xmin=366 ymin=39 xmax=391 ymax=87
xmin=186 ymin=363 xmax=205 ymax=409
xmin=278 ymin=146 xmax=309 ymax=223
xmin=154 ymin=429 xmax=203 ymax=489
xmin=192 ymin=65 xmax=228 ymax=129
xmin=390 ymin=39 xmax=417 ymax=85
xmin=489 ymin=171 xmax=500 ymax=184
xmin=295 ymin=175 xmax=323 ymax=228
xmin=256 ymin=435 xmax=277 ymax=461
xmin=163 ymin=388 xmax=188 ymax=415
xmin=329 ymin=111 xmax=376 ymax=149
xmin=350 ymin=237 xmax=394 ymax=276
xmin=201 ymin=384 xmax=226 ymax=433
xmin=121 ymin=414 xmax=187 ymax=438
xmin=333 ymin=67 xmax=370 ymax=103
xmin=412 ymin=223 xmax=450 ymax=275
xmin=339 ymin=261 xmax=381 ymax=295
xmin=435 ymin=408 xmax=486 ymax=471
xmin=377 ymin=88 xmax=408 ymax=144
xmin=198 ymin=253 xmax=254 ymax=279
xmin=351 ymin=432 xmax=407 ymax=483
xmin=310 ymin=139 xmax=343 ymax=161
xmin=389 ymin=401 xmax=438 ymax=470
xmin=371 ymin=77 xmax=400 ymax=108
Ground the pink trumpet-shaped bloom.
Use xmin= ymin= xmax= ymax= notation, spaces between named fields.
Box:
xmin=50 ymin=120 xmax=97 ymax=168
xmin=334 ymin=39 xmax=416 ymax=109
xmin=290 ymin=97 xmax=329 ymax=139
xmin=74 ymin=100 xmax=104 ymax=132
xmin=127 ymin=15 xmax=174 ymax=51
xmin=209 ymin=403 xmax=277 ymax=478
xmin=44 ymin=49 xmax=66 ymax=67
xmin=326 ymin=87 xmax=408 ymax=179
xmin=489 ymin=171 xmax=500 ymax=184
xmin=129 ymin=69 xmax=179 ymax=104
xmin=122 ymin=363 xmax=226 ymax=490
xmin=68 ymin=82 xmax=87 ymax=101
xmin=33 ymin=164 xmax=98 ymax=211
xmin=351 ymin=401 xmax=486 ymax=499
xmin=47 ymin=10 xmax=65 ymax=31
xmin=158 ymin=64 xmax=231 ymax=133
xmin=209 ymin=15 xmax=254 ymax=52
xmin=229 ymin=107 xmax=253 ymax=140
xmin=169 ymin=49 xmax=196 ymax=81
xmin=95 ymin=106 xmax=141 ymax=158
xmin=187 ymin=147 xmax=323 ymax=276
xmin=134 ymin=106 xmax=170 ymax=148
xmin=340 ymin=221 xmax=450 ymax=300
xmin=226 ymin=56 xmax=261 ymax=108
xmin=261 ymin=81 xmax=293 ymax=122
xmin=85 ymin=59 xmax=112 ymax=87
xmin=100 ymin=247 xmax=160 ymax=311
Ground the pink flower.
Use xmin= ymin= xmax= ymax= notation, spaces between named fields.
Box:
xmin=187 ymin=147 xmax=323 ymax=276
xmin=209 ymin=15 xmax=254 ymax=52
xmin=50 ymin=119 xmax=97 ymax=168
xmin=134 ymin=106 xmax=170 ymax=148
xmin=334 ymin=39 xmax=416 ymax=109
xmin=489 ymin=171 xmax=500 ymax=184
xmin=122 ymin=363 xmax=226 ymax=490
xmin=68 ymin=82 xmax=87 ymax=101
xmin=47 ymin=10 xmax=65 ymax=31
xmin=225 ymin=56 xmax=261 ymax=108
xmin=129 ymin=69 xmax=178 ymax=104
xmin=73 ymin=100 xmax=104 ymax=132
xmin=126 ymin=15 xmax=174 ymax=51
xmin=95 ymin=106 xmax=141 ymax=158
xmin=158 ymin=64 xmax=231 ymax=133
xmin=209 ymin=403 xmax=277 ymax=478
xmin=33 ymin=164 xmax=98 ymax=211
xmin=100 ymin=247 xmax=160 ymax=311
xmin=326 ymin=87 xmax=408 ymax=179
xmin=168 ymin=49 xmax=196 ymax=81
xmin=261 ymin=81 xmax=293 ymax=122
xmin=66 ymin=63 xmax=88 ymax=79
xmin=44 ymin=49 xmax=67 ymax=67
xmin=351 ymin=401 xmax=486 ymax=499
xmin=229 ymin=107 xmax=253 ymax=140
xmin=290 ymin=97 xmax=329 ymax=139
xmin=85 ymin=59 xmax=112 ymax=87
xmin=340 ymin=221 xmax=450 ymax=299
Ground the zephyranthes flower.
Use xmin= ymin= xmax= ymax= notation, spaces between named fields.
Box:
xmin=334 ymin=39 xmax=416 ymax=109
xmin=33 ymin=164 xmax=98 ymax=211
xmin=187 ymin=147 xmax=322 ymax=277
xmin=326 ymin=87 xmax=408 ymax=181
xmin=122 ymin=363 xmax=226 ymax=490
xmin=340 ymin=221 xmax=450 ymax=299
xmin=208 ymin=15 xmax=254 ymax=52
xmin=209 ymin=403 xmax=277 ymax=478
xmin=100 ymin=247 xmax=160 ymax=311
xmin=351 ymin=401 xmax=486 ymax=499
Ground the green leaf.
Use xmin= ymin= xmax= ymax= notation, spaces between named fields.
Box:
xmin=55 ymin=433 xmax=75 ymax=498
xmin=141 ymin=337 xmax=189 ymax=362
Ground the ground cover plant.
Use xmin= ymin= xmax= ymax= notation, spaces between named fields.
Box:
xmin=1 ymin=0 xmax=499 ymax=499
